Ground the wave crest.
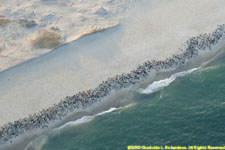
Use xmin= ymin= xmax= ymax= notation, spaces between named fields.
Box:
xmin=139 ymin=68 xmax=200 ymax=94
xmin=57 ymin=107 xmax=117 ymax=130
xmin=57 ymin=103 xmax=136 ymax=130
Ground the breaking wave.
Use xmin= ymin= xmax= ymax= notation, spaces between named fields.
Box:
xmin=57 ymin=103 xmax=136 ymax=130
xmin=57 ymin=107 xmax=117 ymax=130
xmin=139 ymin=68 xmax=200 ymax=94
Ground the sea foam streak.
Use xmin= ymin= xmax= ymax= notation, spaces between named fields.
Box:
xmin=139 ymin=68 xmax=200 ymax=94
xmin=57 ymin=103 xmax=136 ymax=130
xmin=57 ymin=107 xmax=117 ymax=130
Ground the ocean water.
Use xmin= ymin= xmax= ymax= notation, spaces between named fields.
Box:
xmin=36 ymin=54 xmax=225 ymax=150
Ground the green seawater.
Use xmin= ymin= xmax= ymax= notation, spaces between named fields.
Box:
xmin=40 ymin=56 xmax=225 ymax=150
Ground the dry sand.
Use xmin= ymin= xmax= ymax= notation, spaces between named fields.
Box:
xmin=0 ymin=0 xmax=135 ymax=72
xmin=1 ymin=0 xmax=225 ymax=127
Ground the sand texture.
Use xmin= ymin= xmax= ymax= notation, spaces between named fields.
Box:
xmin=1 ymin=0 xmax=225 ymax=127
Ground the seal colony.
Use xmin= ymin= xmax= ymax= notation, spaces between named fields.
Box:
xmin=0 ymin=24 xmax=225 ymax=145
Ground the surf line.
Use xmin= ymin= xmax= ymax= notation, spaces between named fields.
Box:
xmin=1 ymin=24 xmax=225 ymax=146
xmin=139 ymin=67 xmax=200 ymax=94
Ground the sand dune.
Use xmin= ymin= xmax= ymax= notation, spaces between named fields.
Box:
xmin=0 ymin=0 xmax=135 ymax=72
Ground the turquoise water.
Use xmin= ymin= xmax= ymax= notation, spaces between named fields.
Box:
xmin=40 ymin=56 xmax=225 ymax=150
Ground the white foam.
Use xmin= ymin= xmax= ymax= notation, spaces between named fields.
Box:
xmin=139 ymin=68 xmax=200 ymax=94
xmin=57 ymin=103 xmax=136 ymax=130
xmin=96 ymin=107 xmax=117 ymax=116
xmin=57 ymin=107 xmax=117 ymax=130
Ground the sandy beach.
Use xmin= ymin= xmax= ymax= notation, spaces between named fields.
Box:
xmin=1 ymin=0 xmax=225 ymax=149
xmin=0 ymin=0 xmax=135 ymax=72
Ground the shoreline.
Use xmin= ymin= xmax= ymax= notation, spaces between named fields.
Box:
xmin=1 ymin=24 xmax=225 ymax=149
